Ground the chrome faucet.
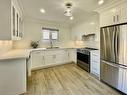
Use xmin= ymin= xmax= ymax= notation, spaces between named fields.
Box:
xmin=50 ymin=39 xmax=53 ymax=48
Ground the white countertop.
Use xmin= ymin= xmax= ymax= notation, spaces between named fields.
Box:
xmin=0 ymin=49 xmax=31 ymax=60
xmin=0 ymin=48 xmax=78 ymax=60
xmin=30 ymin=47 xmax=77 ymax=51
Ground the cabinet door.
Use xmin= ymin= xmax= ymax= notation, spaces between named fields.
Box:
xmin=12 ymin=2 xmax=18 ymax=39
xmin=100 ymin=7 xmax=122 ymax=27
xmin=100 ymin=11 xmax=114 ymax=27
xmin=90 ymin=51 xmax=100 ymax=77
xmin=55 ymin=54 xmax=65 ymax=64
xmin=55 ymin=50 xmax=68 ymax=64
xmin=44 ymin=54 xmax=55 ymax=65
xmin=15 ymin=10 xmax=19 ymax=38
xmin=11 ymin=1 xmax=22 ymax=40
xmin=12 ymin=4 xmax=16 ymax=38
xmin=120 ymin=5 xmax=127 ymax=23
xmin=31 ymin=51 xmax=44 ymax=69
xmin=68 ymin=49 xmax=77 ymax=63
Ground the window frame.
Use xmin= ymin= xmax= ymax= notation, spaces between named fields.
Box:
xmin=42 ymin=28 xmax=59 ymax=41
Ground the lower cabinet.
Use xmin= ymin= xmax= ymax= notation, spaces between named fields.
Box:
xmin=68 ymin=49 xmax=77 ymax=63
xmin=31 ymin=49 xmax=77 ymax=70
xmin=44 ymin=54 xmax=56 ymax=65
xmin=90 ymin=50 xmax=100 ymax=79
xmin=0 ymin=59 xmax=27 ymax=95
xmin=31 ymin=50 xmax=45 ymax=69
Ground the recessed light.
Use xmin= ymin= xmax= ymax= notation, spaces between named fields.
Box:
xmin=90 ymin=22 xmax=95 ymax=25
xmin=98 ymin=0 xmax=104 ymax=5
xmin=70 ymin=16 xmax=74 ymax=20
xmin=40 ymin=9 xmax=45 ymax=13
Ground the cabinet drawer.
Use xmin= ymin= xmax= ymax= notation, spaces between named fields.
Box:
xmin=91 ymin=61 xmax=100 ymax=68
xmin=91 ymin=71 xmax=100 ymax=77
xmin=32 ymin=51 xmax=44 ymax=55
xmin=91 ymin=60 xmax=100 ymax=65
xmin=45 ymin=50 xmax=55 ymax=55
xmin=45 ymin=50 xmax=66 ymax=55
xmin=91 ymin=56 xmax=100 ymax=61
xmin=91 ymin=67 xmax=100 ymax=74
xmin=44 ymin=55 xmax=55 ymax=65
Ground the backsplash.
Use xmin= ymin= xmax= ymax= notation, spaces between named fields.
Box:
xmin=0 ymin=41 xmax=13 ymax=54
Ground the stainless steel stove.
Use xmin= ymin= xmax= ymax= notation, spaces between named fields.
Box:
xmin=77 ymin=47 xmax=98 ymax=72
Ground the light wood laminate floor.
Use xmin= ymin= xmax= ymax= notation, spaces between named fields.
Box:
xmin=22 ymin=63 xmax=122 ymax=95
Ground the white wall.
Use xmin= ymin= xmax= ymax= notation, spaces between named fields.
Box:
xmin=13 ymin=13 xmax=100 ymax=49
xmin=70 ymin=13 xmax=100 ymax=49
xmin=13 ymin=18 xmax=74 ymax=49
xmin=0 ymin=41 xmax=13 ymax=54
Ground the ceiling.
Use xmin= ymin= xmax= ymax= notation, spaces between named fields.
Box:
xmin=18 ymin=0 xmax=116 ymax=24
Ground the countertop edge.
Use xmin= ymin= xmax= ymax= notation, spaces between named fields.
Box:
xmin=0 ymin=48 xmax=78 ymax=60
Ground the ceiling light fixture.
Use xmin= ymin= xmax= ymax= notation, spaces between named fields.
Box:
xmin=98 ymin=0 xmax=104 ymax=5
xmin=64 ymin=3 xmax=73 ymax=17
xmin=40 ymin=9 xmax=45 ymax=13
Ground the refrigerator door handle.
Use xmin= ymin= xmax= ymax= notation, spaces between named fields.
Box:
xmin=115 ymin=26 xmax=119 ymax=63
xmin=102 ymin=60 xmax=127 ymax=69
xmin=112 ymin=27 xmax=116 ymax=61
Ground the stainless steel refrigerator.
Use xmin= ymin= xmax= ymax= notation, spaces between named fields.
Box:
xmin=100 ymin=24 xmax=127 ymax=94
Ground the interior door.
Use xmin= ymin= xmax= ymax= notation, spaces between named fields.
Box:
xmin=101 ymin=26 xmax=116 ymax=63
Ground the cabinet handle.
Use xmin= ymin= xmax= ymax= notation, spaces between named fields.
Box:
xmin=117 ymin=15 xmax=119 ymax=22
xmin=53 ymin=55 xmax=56 ymax=59
xmin=19 ymin=33 xmax=23 ymax=38
xmin=42 ymin=56 xmax=44 ymax=60
xmin=113 ymin=16 xmax=115 ymax=23
xmin=68 ymin=53 xmax=69 ymax=57
xmin=36 ymin=51 xmax=41 ymax=53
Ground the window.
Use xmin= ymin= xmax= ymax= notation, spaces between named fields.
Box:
xmin=42 ymin=28 xmax=59 ymax=40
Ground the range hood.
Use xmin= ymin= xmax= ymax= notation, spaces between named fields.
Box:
xmin=82 ymin=33 xmax=95 ymax=41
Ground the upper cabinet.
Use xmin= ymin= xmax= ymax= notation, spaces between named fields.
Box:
xmin=120 ymin=3 xmax=127 ymax=23
xmin=100 ymin=8 xmax=120 ymax=27
xmin=98 ymin=1 xmax=127 ymax=27
xmin=0 ymin=0 xmax=23 ymax=40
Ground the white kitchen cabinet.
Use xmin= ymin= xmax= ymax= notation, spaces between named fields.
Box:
xmin=90 ymin=50 xmax=100 ymax=79
xmin=100 ymin=11 xmax=114 ymax=27
xmin=100 ymin=8 xmax=120 ymax=27
xmin=31 ymin=50 xmax=44 ymax=69
xmin=44 ymin=54 xmax=56 ymax=65
xmin=99 ymin=2 xmax=127 ymax=27
xmin=44 ymin=50 xmax=61 ymax=65
xmin=0 ymin=59 xmax=27 ymax=95
xmin=68 ymin=49 xmax=77 ymax=63
xmin=55 ymin=50 xmax=69 ymax=64
xmin=0 ymin=0 xmax=23 ymax=40
xmin=119 ymin=3 xmax=127 ymax=23
xmin=30 ymin=49 xmax=77 ymax=70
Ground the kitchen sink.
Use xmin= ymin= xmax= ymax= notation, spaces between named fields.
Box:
xmin=46 ymin=47 xmax=59 ymax=49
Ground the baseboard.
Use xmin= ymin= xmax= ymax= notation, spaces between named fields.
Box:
xmin=31 ymin=61 xmax=75 ymax=71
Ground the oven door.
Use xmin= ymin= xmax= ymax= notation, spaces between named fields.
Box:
xmin=77 ymin=52 xmax=90 ymax=72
